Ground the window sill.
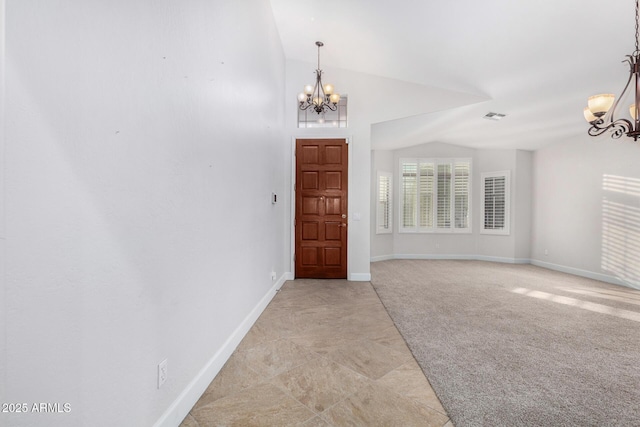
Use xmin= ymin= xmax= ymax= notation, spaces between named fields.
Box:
xmin=398 ymin=229 xmax=473 ymax=234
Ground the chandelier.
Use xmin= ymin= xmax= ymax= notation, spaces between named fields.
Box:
xmin=584 ymin=0 xmax=640 ymax=140
xmin=298 ymin=41 xmax=341 ymax=114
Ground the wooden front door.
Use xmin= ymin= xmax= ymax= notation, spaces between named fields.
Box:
xmin=295 ymin=139 xmax=348 ymax=279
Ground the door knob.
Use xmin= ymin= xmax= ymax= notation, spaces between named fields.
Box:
xmin=341 ymin=214 xmax=347 ymax=218
xmin=340 ymin=223 xmax=347 ymax=227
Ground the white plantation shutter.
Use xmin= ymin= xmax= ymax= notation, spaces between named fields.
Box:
xmin=419 ymin=162 xmax=434 ymax=228
xmin=377 ymin=172 xmax=392 ymax=233
xmin=399 ymin=158 xmax=471 ymax=233
xmin=401 ymin=162 xmax=417 ymax=229
xmin=484 ymin=177 xmax=504 ymax=228
xmin=481 ymin=171 xmax=510 ymax=235
xmin=437 ymin=163 xmax=452 ymax=228
xmin=454 ymin=162 xmax=470 ymax=229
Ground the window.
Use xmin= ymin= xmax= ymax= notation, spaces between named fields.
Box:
xmin=399 ymin=158 xmax=471 ymax=233
xmin=481 ymin=171 xmax=510 ymax=235
xmin=297 ymin=96 xmax=348 ymax=128
xmin=376 ymin=172 xmax=392 ymax=234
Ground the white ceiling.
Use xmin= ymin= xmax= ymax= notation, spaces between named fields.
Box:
xmin=269 ymin=0 xmax=635 ymax=150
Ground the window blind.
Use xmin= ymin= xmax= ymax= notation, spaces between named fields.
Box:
xmin=399 ymin=158 xmax=471 ymax=233
xmin=481 ymin=171 xmax=510 ymax=235
xmin=437 ymin=164 xmax=452 ymax=228
xmin=401 ymin=162 xmax=417 ymax=228
xmin=377 ymin=172 xmax=392 ymax=233
xmin=419 ymin=163 xmax=434 ymax=228
xmin=454 ymin=162 xmax=470 ymax=229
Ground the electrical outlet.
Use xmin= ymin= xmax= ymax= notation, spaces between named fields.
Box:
xmin=158 ymin=359 xmax=168 ymax=389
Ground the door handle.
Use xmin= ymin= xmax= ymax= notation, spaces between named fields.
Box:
xmin=339 ymin=223 xmax=347 ymax=227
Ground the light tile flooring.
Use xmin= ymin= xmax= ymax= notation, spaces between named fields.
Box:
xmin=180 ymin=279 xmax=453 ymax=427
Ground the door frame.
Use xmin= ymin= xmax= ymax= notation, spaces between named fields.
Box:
xmin=290 ymin=135 xmax=353 ymax=279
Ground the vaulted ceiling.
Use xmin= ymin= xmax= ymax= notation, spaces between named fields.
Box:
xmin=270 ymin=0 xmax=635 ymax=150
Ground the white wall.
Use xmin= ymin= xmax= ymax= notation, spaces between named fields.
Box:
xmin=0 ymin=0 xmax=6 ymax=411
xmin=514 ymin=150 xmax=532 ymax=260
xmin=532 ymin=134 xmax=640 ymax=289
xmin=3 ymin=1 xmax=287 ymax=426
xmin=371 ymin=149 xmax=394 ymax=258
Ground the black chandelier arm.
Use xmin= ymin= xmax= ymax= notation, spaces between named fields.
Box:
xmin=323 ymin=102 xmax=338 ymax=112
xmin=309 ymin=101 xmax=338 ymax=114
xmin=611 ymin=119 xmax=634 ymax=138
xmin=298 ymin=102 xmax=314 ymax=111
xmin=604 ymin=60 xmax=636 ymax=127
xmin=299 ymin=98 xmax=338 ymax=114
xmin=587 ymin=123 xmax=611 ymax=137
xmin=588 ymin=118 xmax=633 ymax=138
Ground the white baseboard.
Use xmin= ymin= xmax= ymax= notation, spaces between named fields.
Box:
xmin=283 ymin=271 xmax=370 ymax=282
xmin=371 ymin=254 xmax=526 ymax=263
xmin=349 ymin=273 xmax=371 ymax=281
xmin=393 ymin=254 xmax=476 ymax=261
xmin=153 ymin=274 xmax=286 ymax=427
xmin=475 ymin=255 xmax=531 ymax=264
xmin=530 ymin=259 xmax=639 ymax=290
xmin=370 ymin=254 xmax=395 ymax=262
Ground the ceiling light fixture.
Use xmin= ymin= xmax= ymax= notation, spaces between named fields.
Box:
xmin=584 ymin=0 xmax=640 ymax=140
xmin=484 ymin=112 xmax=507 ymax=121
xmin=298 ymin=41 xmax=341 ymax=114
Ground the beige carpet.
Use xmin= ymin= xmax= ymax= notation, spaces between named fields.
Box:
xmin=371 ymin=260 xmax=640 ymax=427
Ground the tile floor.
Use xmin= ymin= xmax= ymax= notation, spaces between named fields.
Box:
xmin=179 ymin=279 xmax=453 ymax=427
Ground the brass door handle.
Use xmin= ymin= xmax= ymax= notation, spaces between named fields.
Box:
xmin=340 ymin=223 xmax=347 ymax=227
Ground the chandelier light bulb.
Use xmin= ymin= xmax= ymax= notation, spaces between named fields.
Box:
xmin=324 ymin=84 xmax=334 ymax=95
xmin=297 ymin=93 xmax=306 ymax=103
xmin=304 ymin=85 xmax=314 ymax=95
xmin=313 ymin=96 xmax=323 ymax=106
xmin=631 ymin=104 xmax=638 ymax=120
xmin=330 ymin=93 xmax=340 ymax=104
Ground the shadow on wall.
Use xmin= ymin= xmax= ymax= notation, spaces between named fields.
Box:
xmin=602 ymin=174 xmax=640 ymax=289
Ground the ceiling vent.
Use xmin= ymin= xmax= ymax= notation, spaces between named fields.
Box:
xmin=483 ymin=112 xmax=506 ymax=121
